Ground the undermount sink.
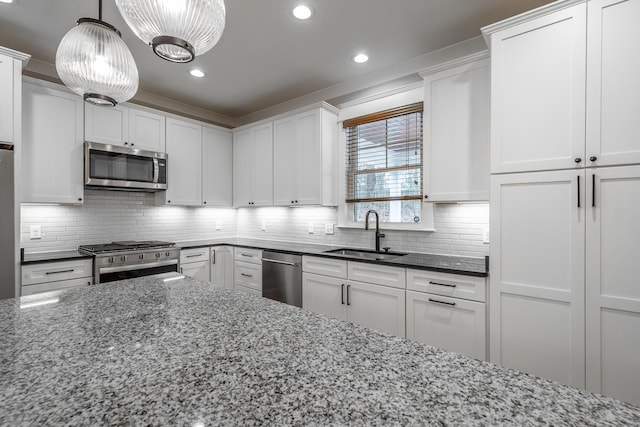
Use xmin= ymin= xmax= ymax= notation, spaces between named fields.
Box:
xmin=323 ymin=248 xmax=407 ymax=261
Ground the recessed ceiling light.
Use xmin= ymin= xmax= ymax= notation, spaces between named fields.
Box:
xmin=189 ymin=69 xmax=205 ymax=78
xmin=352 ymin=53 xmax=369 ymax=64
xmin=0 ymin=0 xmax=17 ymax=4
xmin=292 ymin=4 xmax=314 ymax=20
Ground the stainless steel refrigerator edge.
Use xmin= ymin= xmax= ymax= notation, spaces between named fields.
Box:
xmin=0 ymin=144 xmax=15 ymax=300
xmin=261 ymin=251 xmax=302 ymax=307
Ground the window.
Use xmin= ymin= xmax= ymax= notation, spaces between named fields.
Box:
xmin=344 ymin=102 xmax=424 ymax=225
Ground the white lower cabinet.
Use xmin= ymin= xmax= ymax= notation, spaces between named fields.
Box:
xmin=234 ymin=247 xmax=262 ymax=296
xmin=210 ymin=246 xmax=234 ymax=288
xmin=302 ymin=257 xmax=406 ymax=337
xmin=180 ymin=248 xmax=210 ymax=282
xmin=21 ymin=259 xmax=92 ymax=296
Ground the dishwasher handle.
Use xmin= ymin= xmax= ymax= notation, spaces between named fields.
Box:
xmin=261 ymin=258 xmax=298 ymax=267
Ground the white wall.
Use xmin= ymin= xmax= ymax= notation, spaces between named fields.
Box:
xmin=20 ymin=189 xmax=236 ymax=252
xmin=237 ymin=204 xmax=489 ymax=258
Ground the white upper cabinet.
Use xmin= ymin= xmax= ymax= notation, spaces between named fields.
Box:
xmin=202 ymin=126 xmax=233 ymax=207
xmin=486 ymin=2 xmax=587 ymax=173
xmin=0 ymin=53 xmax=15 ymax=143
xmin=22 ymin=81 xmax=84 ymax=204
xmin=163 ymin=118 xmax=202 ymax=206
xmin=421 ymin=55 xmax=490 ymax=201
xmin=233 ymin=122 xmax=273 ymax=207
xmin=586 ymin=0 xmax=640 ymax=167
xmin=273 ymin=106 xmax=338 ymax=206
xmin=85 ymin=103 xmax=166 ymax=152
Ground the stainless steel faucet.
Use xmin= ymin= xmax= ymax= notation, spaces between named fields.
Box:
xmin=365 ymin=210 xmax=385 ymax=252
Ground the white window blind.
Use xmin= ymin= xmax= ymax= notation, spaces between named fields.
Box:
xmin=344 ymin=102 xmax=423 ymax=223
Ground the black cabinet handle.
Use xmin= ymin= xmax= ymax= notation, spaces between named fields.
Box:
xmin=592 ymin=174 xmax=596 ymax=208
xmin=45 ymin=269 xmax=74 ymax=275
xmin=590 ymin=156 xmax=597 ymax=162
xmin=346 ymin=284 xmax=351 ymax=306
xmin=577 ymin=175 xmax=581 ymax=208
xmin=341 ymin=284 xmax=345 ymax=305
xmin=424 ymin=195 xmax=428 ymax=199
xmin=241 ymin=273 xmax=253 ymax=278
xmin=574 ymin=157 xmax=582 ymax=163
xmin=428 ymin=298 xmax=456 ymax=307
xmin=78 ymin=197 xmax=82 ymax=201
xmin=186 ymin=253 xmax=203 ymax=258
xmin=429 ymin=281 xmax=457 ymax=288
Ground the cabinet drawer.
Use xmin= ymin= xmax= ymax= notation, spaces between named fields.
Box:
xmin=234 ymin=261 xmax=262 ymax=292
xmin=348 ymin=262 xmax=406 ymax=289
xmin=406 ymin=269 xmax=486 ymax=303
xmin=302 ymin=256 xmax=347 ymax=279
xmin=180 ymin=247 xmax=210 ymax=264
xmin=22 ymin=259 xmax=93 ymax=286
xmin=406 ymin=290 xmax=486 ymax=361
xmin=234 ymin=247 xmax=262 ymax=264
xmin=21 ymin=276 xmax=92 ymax=296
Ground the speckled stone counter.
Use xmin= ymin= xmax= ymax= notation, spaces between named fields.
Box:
xmin=178 ymin=238 xmax=489 ymax=277
xmin=21 ymin=249 xmax=92 ymax=265
xmin=1 ymin=275 xmax=638 ymax=425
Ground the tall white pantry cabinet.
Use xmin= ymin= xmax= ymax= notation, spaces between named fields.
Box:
xmin=483 ymin=0 xmax=640 ymax=405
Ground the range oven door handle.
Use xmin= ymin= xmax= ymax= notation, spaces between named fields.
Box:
xmin=261 ymin=258 xmax=298 ymax=267
xmin=98 ymin=259 xmax=178 ymax=274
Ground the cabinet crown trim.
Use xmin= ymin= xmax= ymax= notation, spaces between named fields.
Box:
xmin=419 ymin=51 xmax=489 ymax=77
xmin=0 ymin=46 xmax=30 ymax=65
xmin=481 ymin=0 xmax=586 ymax=46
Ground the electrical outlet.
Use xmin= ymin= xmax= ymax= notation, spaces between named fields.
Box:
xmin=308 ymin=222 xmax=314 ymax=234
xmin=261 ymin=221 xmax=267 ymax=231
xmin=482 ymin=228 xmax=490 ymax=244
xmin=216 ymin=221 xmax=222 ymax=230
xmin=30 ymin=225 xmax=42 ymax=239
xmin=325 ymin=223 xmax=334 ymax=235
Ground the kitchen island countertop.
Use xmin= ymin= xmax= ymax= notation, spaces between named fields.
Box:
xmin=1 ymin=274 xmax=638 ymax=425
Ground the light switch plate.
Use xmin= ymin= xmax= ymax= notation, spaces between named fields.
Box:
xmin=216 ymin=221 xmax=222 ymax=230
xmin=30 ymin=225 xmax=42 ymax=239
xmin=308 ymin=222 xmax=314 ymax=234
xmin=261 ymin=221 xmax=267 ymax=231
xmin=325 ymin=223 xmax=334 ymax=235
xmin=482 ymin=228 xmax=490 ymax=244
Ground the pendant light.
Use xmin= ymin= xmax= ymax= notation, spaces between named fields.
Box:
xmin=115 ymin=0 xmax=226 ymax=63
xmin=55 ymin=0 xmax=139 ymax=106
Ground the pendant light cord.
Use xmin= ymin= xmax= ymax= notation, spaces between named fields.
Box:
xmin=98 ymin=0 xmax=102 ymax=21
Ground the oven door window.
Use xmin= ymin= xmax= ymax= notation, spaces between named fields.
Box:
xmin=89 ymin=150 xmax=155 ymax=183
xmin=99 ymin=264 xmax=178 ymax=284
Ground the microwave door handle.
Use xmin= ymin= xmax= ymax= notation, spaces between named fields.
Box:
xmin=153 ymin=158 xmax=159 ymax=183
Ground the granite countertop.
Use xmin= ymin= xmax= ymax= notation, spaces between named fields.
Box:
xmin=1 ymin=275 xmax=638 ymax=425
xmin=21 ymin=249 xmax=92 ymax=265
xmin=178 ymin=238 xmax=489 ymax=277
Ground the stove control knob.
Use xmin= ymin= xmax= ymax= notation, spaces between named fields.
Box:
xmin=108 ymin=256 xmax=114 ymax=263
xmin=165 ymin=251 xmax=170 ymax=257
xmin=139 ymin=254 xmax=144 ymax=260
xmin=155 ymin=252 xmax=161 ymax=258
xmin=120 ymin=255 xmax=126 ymax=262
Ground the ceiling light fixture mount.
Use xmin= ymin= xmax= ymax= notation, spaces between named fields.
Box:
xmin=116 ymin=0 xmax=226 ymax=64
xmin=55 ymin=0 xmax=139 ymax=107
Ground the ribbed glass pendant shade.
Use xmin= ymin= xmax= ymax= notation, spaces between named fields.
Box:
xmin=115 ymin=0 xmax=226 ymax=63
xmin=56 ymin=19 xmax=139 ymax=106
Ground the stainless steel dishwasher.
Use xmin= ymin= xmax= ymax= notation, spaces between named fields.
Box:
xmin=261 ymin=251 xmax=302 ymax=307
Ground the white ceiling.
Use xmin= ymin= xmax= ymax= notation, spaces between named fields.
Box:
xmin=0 ymin=0 xmax=553 ymax=127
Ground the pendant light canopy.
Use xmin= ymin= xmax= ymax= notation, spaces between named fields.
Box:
xmin=115 ymin=0 xmax=226 ymax=63
xmin=55 ymin=2 xmax=138 ymax=106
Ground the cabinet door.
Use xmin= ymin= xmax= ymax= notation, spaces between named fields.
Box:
xmin=180 ymin=261 xmax=210 ymax=282
xmin=424 ymin=57 xmax=490 ymax=201
xmin=202 ymin=126 xmax=233 ymax=206
xmin=234 ymin=261 xmax=262 ymax=293
xmin=302 ymin=272 xmax=347 ymax=321
xmin=586 ymin=0 xmax=640 ymax=167
xmin=295 ymin=110 xmax=322 ymax=205
xmin=211 ymin=246 xmax=234 ymax=288
xmin=586 ymin=165 xmax=640 ymax=406
xmin=490 ymin=170 xmax=585 ymax=388
xmin=346 ymin=280 xmax=405 ymax=338
xmin=273 ymin=116 xmax=297 ymax=205
xmin=128 ymin=107 xmax=165 ymax=152
xmin=406 ymin=290 xmax=486 ymax=361
xmin=0 ymin=54 xmax=14 ymax=143
xmin=489 ymin=3 xmax=586 ymax=173
xmin=85 ymin=103 xmax=129 ymax=146
xmin=22 ymin=83 xmax=84 ymax=204
xmin=165 ymin=118 xmax=202 ymax=206
xmin=252 ymin=123 xmax=273 ymax=206
xmin=233 ymin=128 xmax=254 ymax=207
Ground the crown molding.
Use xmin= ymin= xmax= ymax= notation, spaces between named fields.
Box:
xmin=418 ymin=50 xmax=489 ymax=77
xmin=0 ymin=46 xmax=30 ymax=66
xmin=481 ymin=0 xmax=586 ymax=47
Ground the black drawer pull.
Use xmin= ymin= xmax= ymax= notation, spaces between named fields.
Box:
xmin=341 ymin=284 xmax=345 ymax=305
xmin=241 ymin=273 xmax=253 ymax=278
xmin=428 ymin=298 xmax=456 ymax=307
xmin=346 ymin=284 xmax=351 ymax=306
xmin=45 ymin=269 xmax=75 ymax=275
xmin=429 ymin=281 xmax=456 ymax=288
xmin=240 ymin=253 xmax=253 ymax=257
xmin=186 ymin=253 xmax=203 ymax=258
xmin=592 ymin=174 xmax=596 ymax=208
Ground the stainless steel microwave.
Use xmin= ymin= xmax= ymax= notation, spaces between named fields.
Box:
xmin=84 ymin=142 xmax=168 ymax=191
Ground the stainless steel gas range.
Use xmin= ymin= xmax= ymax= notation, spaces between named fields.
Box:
xmin=78 ymin=241 xmax=180 ymax=284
